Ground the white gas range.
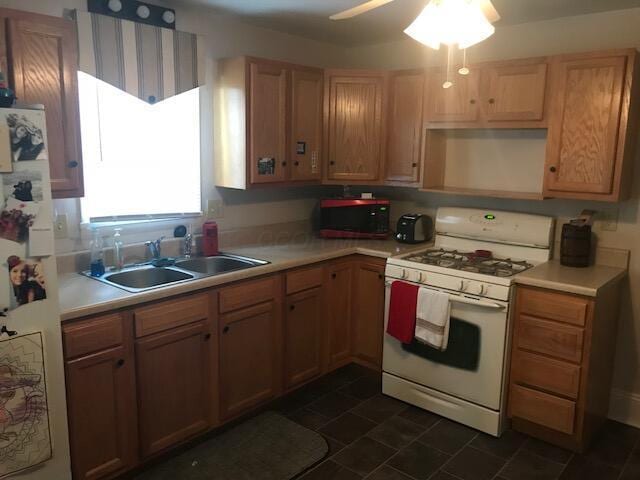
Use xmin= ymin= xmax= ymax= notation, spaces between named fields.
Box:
xmin=382 ymin=207 xmax=555 ymax=436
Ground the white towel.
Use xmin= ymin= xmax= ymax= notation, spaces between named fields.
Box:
xmin=415 ymin=288 xmax=451 ymax=351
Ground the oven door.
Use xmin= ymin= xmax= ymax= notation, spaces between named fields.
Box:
xmin=382 ymin=281 xmax=509 ymax=410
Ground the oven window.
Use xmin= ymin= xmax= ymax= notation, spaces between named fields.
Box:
xmin=401 ymin=317 xmax=480 ymax=371
xmin=321 ymin=206 xmax=374 ymax=232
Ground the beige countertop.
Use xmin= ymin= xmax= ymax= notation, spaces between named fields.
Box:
xmin=58 ymin=239 xmax=427 ymax=322
xmin=514 ymin=260 xmax=627 ymax=297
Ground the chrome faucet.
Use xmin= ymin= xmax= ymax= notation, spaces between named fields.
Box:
xmin=145 ymin=236 xmax=164 ymax=260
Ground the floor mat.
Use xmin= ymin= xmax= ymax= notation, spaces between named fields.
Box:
xmin=135 ymin=411 xmax=328 ymax=480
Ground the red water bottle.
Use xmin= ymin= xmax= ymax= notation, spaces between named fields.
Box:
xmin=202 ymin=221 xmax=219 ymax=256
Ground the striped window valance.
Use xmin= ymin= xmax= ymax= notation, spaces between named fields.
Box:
xmin=75 ymin=11 xmax=204 ymax=103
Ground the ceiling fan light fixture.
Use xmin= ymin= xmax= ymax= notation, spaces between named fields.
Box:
xmin=404 ymin=0 xmax=496 ymax=50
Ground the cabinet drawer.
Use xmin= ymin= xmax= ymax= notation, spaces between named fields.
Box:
xmin=518 ymin=287 xmax=589 ymax=326
xmin=286 ymin=266 xmax=323 ymax=295
xmin=219 ymin=276 xmax=278 ymax=313
xmin=134 ymin=293 xmax=209 ymax=338
xmin=512 ymin=350 xmax=581 ymax=399
xmin=517 ymin=315 xmax=584 ymax=363
xmin=510 ymin=384 xmax=576 ymax=434
xmin=63 ymin=313 xmax=124 ymax=359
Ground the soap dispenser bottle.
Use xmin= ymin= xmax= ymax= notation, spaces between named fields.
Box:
xmin=89 ymin=228 xmax=105 ymax=277
xmin=113 ymin=228 xmax=124 ymax=270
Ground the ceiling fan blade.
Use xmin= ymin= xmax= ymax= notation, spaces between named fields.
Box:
xmin=479 ymin=0 xmax=501 ymax=23
xmin=329 ymin=0 xmax=395 ymax=20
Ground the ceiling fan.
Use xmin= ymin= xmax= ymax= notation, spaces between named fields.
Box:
xmin=329 ymin=0 xmax=501 ymax=23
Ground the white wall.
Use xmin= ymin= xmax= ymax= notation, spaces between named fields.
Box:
xmin=344 ymin=8 xmax=640 ymax=425
xmin=0 ymin=0 xmax=348 ymax=252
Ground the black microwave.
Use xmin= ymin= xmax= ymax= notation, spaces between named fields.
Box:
xmin=318 ymin=198 xmax=390 ymax=239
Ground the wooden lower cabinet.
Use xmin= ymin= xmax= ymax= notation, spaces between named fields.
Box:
xmin=65 ymin=345 xmax=137 ymax=480
xmin=508 ymin=283 xmax=622 ymax=452
xmin=219 ymin=299 xmax=282 ymax=420
xmin=136 ymin=321 xmax=213 ymax=457
xmin=325 ymin=260 xmax=353 ymax=369
xmin=351 ymin=259 xmax=386 ymax=369
xmin=284 ymin=287 xmax=324 ymax=389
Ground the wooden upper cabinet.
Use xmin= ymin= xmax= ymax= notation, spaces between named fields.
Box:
xmin=284 ymin=287 xmax=324 ymax=389
xmin=386 ymin=70 xmax=425 ymax=184
xmin=544 ymin=52 xmax=636 ymax=201
xmin=484 ymin=62 xmax=547 ymax=122
xmin=325 ymin=70 xmax=386 ymax=182
xmin=290 ymin=68 xmax=323 ymax=181
xmin=426 ymin=67 xmax=481 ymax=124
xmin=249 ymin=60 xmax=288 ymax=184
xmin=136 ymin=321 xmax=213 ymax=457
xmin=5 ymin=12 xmax=83 ymax=197
xmin=65 ymin=346 xmax=137 ymax=480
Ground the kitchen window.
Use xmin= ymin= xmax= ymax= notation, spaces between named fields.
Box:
xmin=77 ymin=72 xmax=201 ymax=223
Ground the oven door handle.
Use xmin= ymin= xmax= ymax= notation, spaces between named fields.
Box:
xmin=448 ymin=295 xmax=505 ymax=310
xmin=385 ymin=281 xmax=505 ymax=310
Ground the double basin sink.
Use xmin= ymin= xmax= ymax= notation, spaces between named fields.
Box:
xmin=84 ymin=254 xmax=269 ymax=293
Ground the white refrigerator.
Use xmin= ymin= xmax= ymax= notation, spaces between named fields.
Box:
xmin=0 ymin=106 xmax=71 ymax=479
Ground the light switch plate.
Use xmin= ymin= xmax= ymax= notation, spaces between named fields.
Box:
xmin=207 ymin=199 xmax=224 ymax=219
xmin=54 ymin=214 xmax=68 ymax=239
xmin=596 ymin=209 xmax=619 ymax=232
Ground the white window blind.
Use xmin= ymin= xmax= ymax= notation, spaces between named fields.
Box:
xmin=78 ymin=72 xmax=201 ymax=223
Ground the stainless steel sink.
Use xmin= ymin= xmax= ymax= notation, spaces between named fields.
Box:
xmin=175 ymin=255 xmax=267 ymax=275
xmin=105 ymin=268 xmax=194 ymax=290
xmin=83 ymin=253 xmax=269 ymax=293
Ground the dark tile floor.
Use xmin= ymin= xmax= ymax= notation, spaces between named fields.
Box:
xmin=271 ymin=364 xmax=640 ymax=480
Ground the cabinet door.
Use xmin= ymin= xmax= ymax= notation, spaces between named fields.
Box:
xmin=544 ymin=56 xmax=627 ymax=195
xmin=485 ymin=63 xmax=547 ymax=122
xmin=249 ymin=60 xmax=288 ymax=184
xmin=291 ymin=68 xmax=323 ymax=181
xmin=386 ymin=70 xmax=425 ymax=183
xmin=8 ymin=16 xmax=83 ymax=197
xmin=136 ymin=322 xmax=212 ymax=457
xmin=326 ymin=72 xmax=386 ymax=181
xmin=325 ymin=262 xmax=353 ymax=369
xmin=284 ymin=287 xmax=323 ymax=389
xmin=426 ymin=68 xmax=481 ymax=123
xmin=219 ymin=301 xmax=280 ymax=419
xmin=66 ymin=346 xmax=137 ymax=480
xmin=351 ymin=261 xmax=386 ymax=368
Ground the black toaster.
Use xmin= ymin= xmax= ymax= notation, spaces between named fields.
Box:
xmin=395 ymin=214 xmax=433 ymax=244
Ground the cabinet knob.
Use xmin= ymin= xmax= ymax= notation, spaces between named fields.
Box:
xmin=223 ymin=326 xmax=229 ymax=334
xmin=378 ymin=274 xmax=383 ymax=280
xmin=469 ymin=99 xmax=476 ymax=105
xmin=294 ymin=161 xmax=300 ymax=166
xmin=488 ymin=98 xmax=495 ymax=104
xmin=412 ymin=163 xmax=417 ymax=168
xmin=68 ymin=160 xmax=79 ymax=168
xmin=282 ymin=161 xmax=287 ymax=167
xmin=116 ymin=359 xmax=125 ymax=367
xmin=331 ymin=273 xmax=337 ymax=279
xmin=289 ymin=305 xmax=295 ymax=311
xmin=549 ymin=166 xmax=557 ymax=173
xmin=330 ymin=161 xmax=335 ymax=166
xmin=204 ymin=333 xmax=211 ymax=341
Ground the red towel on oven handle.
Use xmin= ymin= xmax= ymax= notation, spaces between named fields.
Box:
xmin=386 ymin=281 xmax=419 ymax=344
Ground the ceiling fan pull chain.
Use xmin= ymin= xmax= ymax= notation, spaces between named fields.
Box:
xmin=443 ymin=44 xmax=454 ymax=89
xmin=459 ymin=48 xmax=470 ymax=76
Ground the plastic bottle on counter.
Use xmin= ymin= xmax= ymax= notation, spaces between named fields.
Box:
xmin=89 ymin=228 xmax=105 ymax=277
xmin=113 ymin=228 xmax=124 ymax=270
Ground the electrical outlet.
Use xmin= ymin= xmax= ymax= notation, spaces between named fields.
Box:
xmin=207 ymin=199 xmax=224 ymax=219
xmin=597 ymin=209 xmax=619 ymax=232
xmin=54 ymin=214 xmax=68 ymax=239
